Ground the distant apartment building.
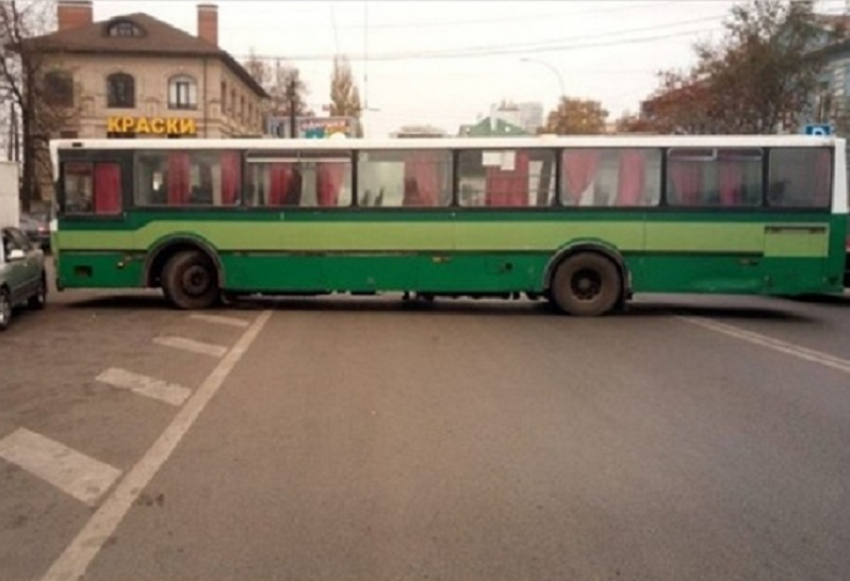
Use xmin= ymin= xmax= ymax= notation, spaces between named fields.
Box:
xmin=489 ymin=102 xmax=544 ymax=134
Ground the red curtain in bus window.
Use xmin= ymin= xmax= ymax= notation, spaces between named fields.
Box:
xmin=718 ymin=159 xmax=743 ymax=206
xmin=813 ymin=149 xmax=832 ymax=206
xmin=485 ymin=151 xmax=529 ymax=207
xmin=616 ymin=150 xmax=645 ymax=206
xmin=268 ymin=164 xmax=293 ymax=205
xmin=562 ymin=150 xmax=600 ymax=204
xmin=167 ymin=152 xmax=191 ymax=205
xmin=317 ymin=162 xmax=346 ymax=207
xmin=669 ymin=161 xmax=702 ymax=205
xmin=93 ymin=163 xmax=122 ymax=215
xmin=221 ymin=151 xmax=241 ymax=206
xmin=404 ymin=152 xmax=442 ymax=206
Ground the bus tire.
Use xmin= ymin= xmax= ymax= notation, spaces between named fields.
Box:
xmin=162 ymin=250 xmax=220 ymax=310
xmin=550 ymin=252 xmax=621 ymax=316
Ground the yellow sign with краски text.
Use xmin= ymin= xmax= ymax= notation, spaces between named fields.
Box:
xmin=107 ymin=116 xmax=197 ymax=135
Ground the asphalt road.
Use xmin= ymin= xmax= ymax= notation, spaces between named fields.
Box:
xmin=1 ymin=280 xmax=850 ymax=581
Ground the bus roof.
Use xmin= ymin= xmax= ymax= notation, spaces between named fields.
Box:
xmin=49 ymin=135 xmax=842 ymax=153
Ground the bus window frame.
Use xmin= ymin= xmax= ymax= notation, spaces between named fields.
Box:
xmin=56 ymin=149 xmax=133 ymax=221
xmin=243 ymin=149 xmax=355 ymax=211
xmin=765 ymin=146 xmax=834 ymax=211
xmin=453 ymin=146 xmax=561 ymax=211
xmin=354 ymin=147 xmax=455 ymax=211
xmin=661 ymin=146 xmax=766 ymax=211
xmin=553 ymin=146 xmax=665 ymax=212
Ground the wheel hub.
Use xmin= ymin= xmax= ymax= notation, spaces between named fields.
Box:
xmin=182 ymin=265 xmax=212 ymax=296
xmin=571 ymin=269 xmax=602 ymax=301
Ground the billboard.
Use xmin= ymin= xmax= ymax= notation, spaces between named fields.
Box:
xmin=266 ymin=116 xmax=358 ymax=138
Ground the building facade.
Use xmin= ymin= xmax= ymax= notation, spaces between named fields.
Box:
xmin=29 ymin=1 xmax=268 ymax=141
xmin=22 ymin=1 xmax=268 ymax=207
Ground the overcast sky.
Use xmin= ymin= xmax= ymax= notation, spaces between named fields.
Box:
xmin=93 ymin=0 xmax=847 ymax=137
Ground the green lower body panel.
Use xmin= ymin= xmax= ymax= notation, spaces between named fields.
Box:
xmin=56 ymin=252 xmax=144 ymax=289
xmin=56 ymin=249 xmax=843 ymax=297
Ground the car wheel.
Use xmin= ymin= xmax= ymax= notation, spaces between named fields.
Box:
xmin=28 ymin=273 xmax=47 ymax=310
xmin=0 ymin=288 xmax=12 ymax=331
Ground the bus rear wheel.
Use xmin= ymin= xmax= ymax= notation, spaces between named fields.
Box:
xmin=550 ymin=253 xmax=621 ymax=316
xmin=162 ymin=250 xmax=220 ymax=310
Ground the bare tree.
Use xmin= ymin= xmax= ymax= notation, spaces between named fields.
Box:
xmin=1 ymin=0 xmax=81 ymax=211
xmin=243 ymin=52 xmax=311 ymax=137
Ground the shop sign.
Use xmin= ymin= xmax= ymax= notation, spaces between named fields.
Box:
xmin=106 ymin=116 xmax=197 ymax=135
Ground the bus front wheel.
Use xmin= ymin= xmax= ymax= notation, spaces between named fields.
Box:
xmin=550 ymin=253 xmax=621 ymax=316
xmin=162 ymin=250 xmax=220 ymax=310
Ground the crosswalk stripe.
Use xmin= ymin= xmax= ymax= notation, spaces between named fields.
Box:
xmin=189 ymin=313 xmax=250 ymax=328
xmin=0 ymin=428 xmax=122 ymax=506
xmin=95 ymin=367 xmax=191 ymax=406
xmin=153 ymin=336 xmax=227 ymax=358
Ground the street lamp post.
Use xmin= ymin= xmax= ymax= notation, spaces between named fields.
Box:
xmin=520 ymin=57 xmax=565 ymax=101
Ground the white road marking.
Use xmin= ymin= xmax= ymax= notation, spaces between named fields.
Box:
xmin=40 ymin=310 xmax=272 ymax=581
xmin=153 ymin=336 xmax=227 ymax=358
xmin=189 ymin=313 xmax=250 ymax=328
xmin=96 ymin=367 xmax=191 ymax=407
xmin=678 ymin=315 xmax=850 ymax=375
xmin=0 ymin=428 xmax=122 ymax=506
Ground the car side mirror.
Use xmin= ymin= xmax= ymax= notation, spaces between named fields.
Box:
xmin=7 ymin=249 xmax=25 ymax=262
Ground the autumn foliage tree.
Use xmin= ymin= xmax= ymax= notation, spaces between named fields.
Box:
xmin=544 ymin=97 xmax=608 ymax=135
xmin=641 ymin=0 xmax=846 ymax=134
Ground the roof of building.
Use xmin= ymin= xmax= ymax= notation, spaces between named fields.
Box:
xmin=459 ymin=117 xmax=529 ymax=137
xmin=21 ymin=12 xmax=268 ymax=98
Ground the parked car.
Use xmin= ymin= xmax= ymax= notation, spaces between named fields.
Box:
xmin=19 ymin=212 xmax=50 ymax=251
xmin=0 ymin=226 xmax=47 ymax=331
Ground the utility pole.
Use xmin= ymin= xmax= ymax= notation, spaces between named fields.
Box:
xmin=286 ymin=76 xmax=297 ymax=138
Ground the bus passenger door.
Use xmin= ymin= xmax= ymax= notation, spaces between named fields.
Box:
xmin=55 ymin=149 xmax=134 ymax=289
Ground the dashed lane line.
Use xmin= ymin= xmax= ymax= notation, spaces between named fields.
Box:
xmin=153 ymin=336 xmax=228 ymax=358
xmin=678 ymin=315 xmax=850 ymax=376
xmin=0 ymin=428 xmax=122 ymax=506
xmin=40 ymin=310 xmax=273 ymax=581
xmin=189 ymin=313 xmax=251 ymax=328
xmin=96 ymin=367 xmax=192 ymax=407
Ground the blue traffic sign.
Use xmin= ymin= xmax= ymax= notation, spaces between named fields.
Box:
xmin=804 ymin=124 xmax=833 ymax=136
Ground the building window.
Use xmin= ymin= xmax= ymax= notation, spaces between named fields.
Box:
xmin=230 ymin=88 xmax=236 ymax=115
xmin=221 ymin=81 xmax=227 ymax=113
xmin=240 ymin=95 xmax=245 ymax=122
xmin=107 ymin=73 xmax=135 ymax=108
xmin=168 ymin=75 xmax=197 ymax=110
xmin=44 ymin=71 xmax=73 ymax=107
xmin=107 ymin=20 xmax=143 ymax=37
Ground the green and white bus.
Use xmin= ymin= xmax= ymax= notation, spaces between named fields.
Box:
xmin=49 ymin=135 xmax=850 ymax=316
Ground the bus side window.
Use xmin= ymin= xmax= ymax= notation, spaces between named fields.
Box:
xmin=768 ymin=148 xmax=831 ymax=208
xmin=62 ymin=161 xmax=123 ymax=216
